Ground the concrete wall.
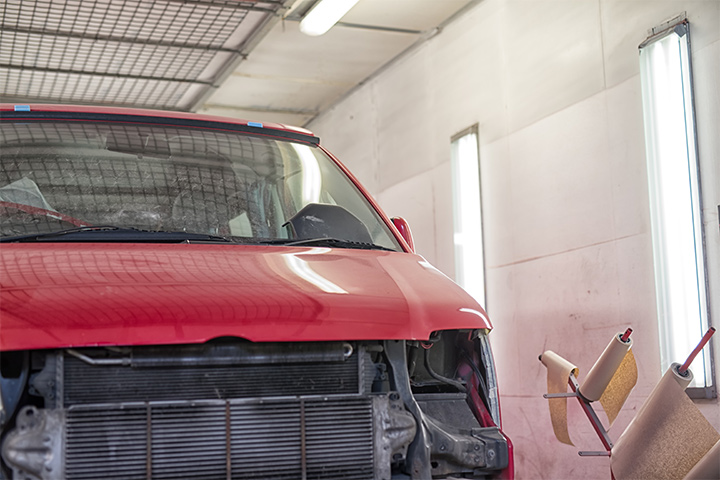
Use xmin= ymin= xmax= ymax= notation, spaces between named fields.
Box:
xmin=308 ymin=1 xmax=720 ymax=478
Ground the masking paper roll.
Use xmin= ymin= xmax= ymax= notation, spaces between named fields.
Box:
xmin=598 ymin=349 xmax=638 ymax=426
xmin=611 ymin=364 xmax=720 ymax=480
xmin=541 ymin=350 xmax=579 ymax=446
xmin=683 ymin=439 xmax=720 ymax=480
xmin=579 ymin=332 xmax=632 ymax=402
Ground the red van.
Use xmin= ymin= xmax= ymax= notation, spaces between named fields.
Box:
xmin=0 ymin=105 xmax=512 ymax=480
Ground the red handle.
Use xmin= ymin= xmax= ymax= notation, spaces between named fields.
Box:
xmin=678 ymin=327 xmax=716 ymax=375
xmin=620 ymin=328 xmax=632 ymax=343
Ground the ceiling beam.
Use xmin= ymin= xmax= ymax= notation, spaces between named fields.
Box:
xmin=0 ymin=26 xmax=240 ymax=53
xmin=0 ymin=64 xmax=212 ymax=84
xmin=334 ymin=22 xmax=422 ymax=35
xmin=146 ymin=0 xmax=283 ymax=13
xmin=0 ymin=94 xmax=186 ymax=111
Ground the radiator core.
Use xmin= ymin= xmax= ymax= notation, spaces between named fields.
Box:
xmin=65 ymin=397 xmax=375 ymax=480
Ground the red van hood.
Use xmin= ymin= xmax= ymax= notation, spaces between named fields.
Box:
xmin=0 ymin=244 xmax=491 ymax=351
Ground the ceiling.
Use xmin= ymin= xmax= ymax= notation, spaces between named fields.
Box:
xmin=0 ymin=0 xmax=476 ymax=127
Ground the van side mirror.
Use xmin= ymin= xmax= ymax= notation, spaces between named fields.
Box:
xmin=391 ymin=217 xmax=415 ymax=253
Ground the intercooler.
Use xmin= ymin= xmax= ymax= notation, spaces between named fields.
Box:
xmin=64 ymin=397 xmax=375 ymax=480
xmin=2 ymin=342 xmax=416 ymax=480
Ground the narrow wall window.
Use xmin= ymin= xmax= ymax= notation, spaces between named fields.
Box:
xmin=639 ymin=17 xmax=713 ymax=395
xmin=451 ymin=126 xmax=486 ymax=308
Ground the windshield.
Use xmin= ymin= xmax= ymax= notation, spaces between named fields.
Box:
xmin=0 ymin=120 xmax=402 ymax=250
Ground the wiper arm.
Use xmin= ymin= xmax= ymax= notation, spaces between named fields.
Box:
xmin=0 ymin=225 xmax=234 ymax=243
xmin=267 ymin=237 xmax=396 ymax=251
xmin=1 ymin=225 xmax=132 ymax=242
xmin=1 ymin=225 xmax=130 ymax=241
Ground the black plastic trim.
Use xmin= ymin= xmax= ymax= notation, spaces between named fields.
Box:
xmin=0 ymin=111 xmax=320 ymax=145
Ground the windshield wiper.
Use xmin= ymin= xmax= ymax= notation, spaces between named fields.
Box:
xmin=263 ymin=237 xmax=396 ymax=251
xmin=0 ymin=226 xmax=235 ymax=244
xmin=1 ymin=227 xmax=397 ymax=250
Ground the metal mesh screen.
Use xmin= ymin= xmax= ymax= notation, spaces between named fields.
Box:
xmin=62 ymin=353 xmax=363 ymax=405
xmin=0 ymin=121 xmax=288 ymax=237
xmin=65 ymin=398 xmax=375 ymax=480
xmin=0 ymin=0 xmax=288 ymax=109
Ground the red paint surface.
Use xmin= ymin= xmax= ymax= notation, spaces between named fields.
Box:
xmin=499 ymin=435 xmax=515 ymax=480
xmin=391 ymin=217 xmax=415 ymax=253
xmin=0 ymin=243 xmax=491 ymax=351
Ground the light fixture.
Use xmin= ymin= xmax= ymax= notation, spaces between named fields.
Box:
xmin=451 ymin=126 xmax=486 ymax=308
xmin=639 ymin=17 xmax=713 ymax=394
xmin=299 ymin=0 xmax=360 ymax=36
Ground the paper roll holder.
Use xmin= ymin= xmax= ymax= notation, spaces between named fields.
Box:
xmin=540 ymin=327 xmax=715 ymax=458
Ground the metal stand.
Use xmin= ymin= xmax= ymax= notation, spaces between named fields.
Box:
xmin=541 ymin=327 xmax=716 ymax=459
xmin=543 ymin=374 xmax=612 ymax=456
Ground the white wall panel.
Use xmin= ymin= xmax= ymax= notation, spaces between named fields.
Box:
xmin=427 ymin=1 xmax=509 ymax=145
xmin=505 ymin=91 xmax=615 ymax=262
xmin=479 ymin=137 xmax=516 ymax=268
xmin=376 ymin=167 xmax=438 ymax=262
xmin=600 ymin=0 xmax=720 ymax=88
xmin=489 ymin=234 xmax=661 ymax=478
xmin=428 ymin=161 xmax=458 ymax=279
xmin=373 ymin=48 xmax=437 ymax=190
xmin=604 ymin=77 xmax=650 ymax=238
xmin=311 ymin=88 xmax=381 ymax=195
xmin=500 ymin=0 xmax=606 ymax=134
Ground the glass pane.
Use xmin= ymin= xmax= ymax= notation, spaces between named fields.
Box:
xmin=0 ymin=121 xmax=402 ymax=251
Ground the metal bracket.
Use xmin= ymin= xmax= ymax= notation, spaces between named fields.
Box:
xmin=542 ymin=369 xmax=614 ymax=454
xmin=543 ymin=392 xmax=577 ymax=399
xmin=1 ymin=406 xmax=64 ymax=480
xmin=568 ymin=374 xmax=613 ymax=452
xmin=579 ymin=451 xmax=611 ymax=457
xmin=383 ymin=340 xmax=432 ymax=479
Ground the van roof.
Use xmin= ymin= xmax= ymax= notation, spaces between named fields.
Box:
xmin=0 ymin=104 xmax=320 ymax=145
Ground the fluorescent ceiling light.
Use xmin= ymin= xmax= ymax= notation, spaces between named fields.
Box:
xmin=299 ymin=0 xmax=360 ymax=36
xmin=451 ymin=127 xmax=486 ymax=308
xmin=639 ymin=20 xmax=712 ymax=391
